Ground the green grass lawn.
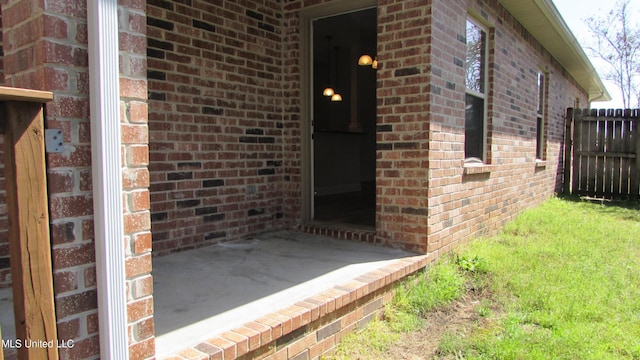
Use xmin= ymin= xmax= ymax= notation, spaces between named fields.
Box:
xmin=326 ymin=197 xmax=640 ymax=359
xmin=450 ymin=197 xmax=640 ymax=359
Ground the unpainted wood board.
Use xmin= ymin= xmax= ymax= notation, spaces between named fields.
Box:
xmin=586 ymin=121 xmax=597 ymax=193
xmin=3 ymin=101 xmax=58 ymax=360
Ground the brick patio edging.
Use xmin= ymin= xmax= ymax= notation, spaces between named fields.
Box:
xmin=296 ymin=224 xmax=378 ymax=244
xmin=160 ymin=253 xmax=433 ymax=360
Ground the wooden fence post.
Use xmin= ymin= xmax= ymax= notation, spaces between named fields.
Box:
xmin=563 ymin=108 xmax=574 ymax=195
xmin=635 ymin=109 xmax=640 ymax=197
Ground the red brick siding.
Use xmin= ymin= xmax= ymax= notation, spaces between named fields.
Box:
xmin=375 ymin=0 xmax=432 ymax=253
xmin=0 ymin=8 xmax=10 ymax=288
xmin=0 ymin=126 xmax=7 ymax=287
xmin=147 ymin=0 xmax=285 ymax=255
xmin=280 ymin=0 xmax=310 ymax=225
xmin=0 ymin=0 xmax=594 ymax=357
xmin=1 ymin=0 xmax=152 ymax=358
xmin=424 ymin=0 xmax=587 ymax=255
xmin=121 ymin=1 xmax=155 ymax=359
xmin=281 ymin=0 xmax=585 ymax=256
xmin=1 ymin=0 xmax=101 ymax=356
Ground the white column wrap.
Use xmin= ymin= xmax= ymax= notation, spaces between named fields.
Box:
xmin=88 ymin=0 xmax=129 ymax=358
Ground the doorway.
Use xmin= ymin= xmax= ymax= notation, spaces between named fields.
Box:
xmin=310 ymin=7 xmax=377 ymax=229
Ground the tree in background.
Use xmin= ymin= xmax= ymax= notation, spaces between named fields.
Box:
xmin=585 ymin=0 xmax=640 ymax=108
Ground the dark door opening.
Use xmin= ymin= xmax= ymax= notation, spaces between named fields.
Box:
xmin=311 ymin=8 xmax=377 ymax=229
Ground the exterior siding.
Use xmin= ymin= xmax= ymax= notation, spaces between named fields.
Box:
xmin=425 ymin=0 xmax=587 ymax=255
xmin=0 ymin=145 xmax=6 ymax=289
xmin=375 ymin=0 xmax=433 ymax=252
xmin=121 ymin=1 xmax=155 ymax=359
xmin=0 ymin=0 xmax=153 ymax=358
xmin=0 ymin=132 xmax=7 ymax=288
xmin=146 ymin=0 xmax=286 ymax=255
xmin=0 ymin=10 xmax=7 ymax=288
xmin=1 ymin=1 xmax=102 ymax=356
xmin=1 ymin=0 xmax=592 ymax=358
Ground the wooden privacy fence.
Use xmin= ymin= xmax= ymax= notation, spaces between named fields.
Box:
xmin=564 ymin=108 xmax=639 ymax=198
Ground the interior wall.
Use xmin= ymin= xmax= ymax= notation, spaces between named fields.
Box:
xmin=147 ymin=0 xmax=286 ymax=255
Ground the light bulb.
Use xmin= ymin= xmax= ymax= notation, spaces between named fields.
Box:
xmin=322 ymin=87 xmax=334 ymax=97
xmin=331 ymin=93 xmax=342 ymax=102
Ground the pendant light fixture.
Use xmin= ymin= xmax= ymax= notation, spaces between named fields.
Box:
xmin=322 ymin=36 xmax=334 ymax=97
xmin=331 ymin=46 xmax=342 ymax=102
xmin=358 ymin=54 xmax=373 ymax=66
xmin=358 ymin=51 xmax=378 ymax=70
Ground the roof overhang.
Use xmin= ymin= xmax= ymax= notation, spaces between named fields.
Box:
xmin=498 ymin=0 xmax=611 ymax=102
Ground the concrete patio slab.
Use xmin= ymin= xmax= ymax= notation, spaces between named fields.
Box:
xmin=0 ymin=287 xmax=14 ymax=340
xmin=153 ymin=230 xmax=417 ymax=356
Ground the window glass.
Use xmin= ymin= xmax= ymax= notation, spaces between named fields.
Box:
xmin=465 ymin=94 xmax=484 ymax=160
xmin=536 ymin=72 xmax=546 ymax=159
xmin=465 ymin=20 xmax=486 ymax=95
xmin=537 ymin=73 xmax=545 ymax=116
xmin=465 ymin=18 xmax=487 ymax=161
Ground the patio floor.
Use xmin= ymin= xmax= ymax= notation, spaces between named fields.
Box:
xmin=1 ymin=230 xmax=431 ymax=359
xmin=153 ymin=230 xmax=422 ymax=357
xmin=0 ymin=286 xmax=14 ymax=338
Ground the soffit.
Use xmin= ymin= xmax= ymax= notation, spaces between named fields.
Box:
xmin=498 ymin=0 xmax=611 ymax=102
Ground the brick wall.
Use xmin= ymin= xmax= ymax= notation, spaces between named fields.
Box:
xmin=285 ymin=0 xmax=586 ymax=256
xmin=146 ymin=0 xmax=285 ymax=255
xmin=280 ymin=0 xmax=310 ymax=224
xmin=0 ymin=7 xmax=10 ymax=288
xmin=120 ymin=1 xmax=155 ymax=359
xmin=1 ymin=0 xmax=100 ymax=356
xmin=424 ymin=0 xmax=587 ymax=255
xmin=375 ymin=0 xmax=432 ymax=253
xmin=1 ymin=0 xmax=152 ymax=358
xmin=0 ymin=0 xmax=597 ymax=357
xmin=0 ymin=136 xmax=6 ymax=288
xmin=145 ymin=0 xmax=587 ymax=259
xmin=0 ymin=142 xmax=6 ymax=288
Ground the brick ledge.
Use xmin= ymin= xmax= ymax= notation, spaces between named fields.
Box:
xmin=159 ymin=253 xmax=433 ymax=359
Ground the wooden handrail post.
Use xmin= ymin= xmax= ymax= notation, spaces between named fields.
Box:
xmin=1 ymin=86 xmax=57 ymax=360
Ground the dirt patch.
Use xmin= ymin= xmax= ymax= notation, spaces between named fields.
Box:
xmin=375 ymin=285 xmax=500 ymax=360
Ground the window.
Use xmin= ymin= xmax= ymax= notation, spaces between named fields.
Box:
xmin=536 ymin=72 xmax=546 ymax=160
xmin=465 ymin=18 xmax=488 ymax=161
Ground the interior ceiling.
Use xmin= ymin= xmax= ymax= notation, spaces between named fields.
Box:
xmin=313 ymin=7 xmax=377 ymax=57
